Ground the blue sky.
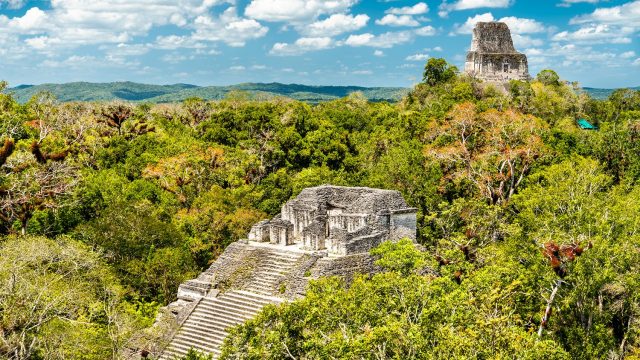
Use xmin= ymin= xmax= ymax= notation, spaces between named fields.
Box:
xmin=0 ymin=0 xmax=638 ymax=88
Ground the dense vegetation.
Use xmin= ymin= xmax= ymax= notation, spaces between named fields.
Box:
xmin=0 ymin=60 xmax=639 ymax=359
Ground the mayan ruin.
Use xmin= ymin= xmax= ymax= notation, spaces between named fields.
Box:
xmin=464 ymin=21 xmax=530 ymax=82
xmin=155 ymin=185 xmax=417 ymax=359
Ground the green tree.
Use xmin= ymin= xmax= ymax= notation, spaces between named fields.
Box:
xmin=536 ymin=69 xmax=561 ymax=86
xmin=0 ymin=235 xmax=142 ymax=359
xmin=422 ymin=58 xmax=458 ymax=86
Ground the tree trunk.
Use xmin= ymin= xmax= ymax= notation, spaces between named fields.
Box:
xmin=538 ymin=279 xmax=562 ymax=337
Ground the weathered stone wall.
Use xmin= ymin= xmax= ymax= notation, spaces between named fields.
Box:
xmin=464 ymin=21 xmax=530 ymax=82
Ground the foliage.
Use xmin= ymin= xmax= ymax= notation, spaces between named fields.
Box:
xmin=422 ymin=58 xmax=458 ymax=86
xmin=0 ymin=67 xmax=639 ymax=359
xmin=0 ymin=235 xmax=144 ymax=359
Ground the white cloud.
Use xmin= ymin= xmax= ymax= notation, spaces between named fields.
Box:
xmin=154 ymin=35 xmax=206 ymax=50
xmin=440 ymin=0 xmax=512 ymax=16
xmin=454 ymin=13 xmax=545 ymax=37
xmin=162 ymin=53 xmax=192 ymax=64
xmin=2 ymin=0 xmax=265 ymax=52
xmin=353 ymin=70 xmax=372 ymax=75
xmin=7 ymin=7 xmax=48 ymax=33
xmin=415 ymin=25 xmax=436 ymax=36
xmin=552 ymin=24 xmax=634 ymax=44
xmin=251 ymin=64 xmax=268 ymax=70
xmin=511 ymin=34 xmax=543 ymax=48
xmin=344 ymin=31 xmax=413 ymax=48
xmin=192 ymin=7 xmax=269 ymax=47
xmin=0 ymin=0 xmax=26 ymax=9
xmin=229 ymin=65 xmax=246 ymax=71
xmin=386 ymin=2 xmax=429 ymax=15
xmin=621 ymin=51 xmax=636 ymax=59
xmin=558 ymin=0 xmax=599 ymax=7
xmin=270 ymin=37 xmax=334 ymax=55
xmin=41 ymin=55 xmax=97 ymax=68
xmin=374 ymin=50 xmax=385 ymax=56
xmin=633 ymin=58 xmax=640 ymax=67
xmin=499 ymin=16 xmax=545 ymax=33
xmin=305 ymin=14 xmax=369 ymax=37
xmin=453 ymin=12 xmax=495 ymax=34
xmin=376 ymin=14 xmax=420 ymax=27
xmin=406 ymin=53 xmax=429 ymax=61
xmin=570 ymin=1 xmax=640 ymax=27
xmin=524 ymin=43 xmax=623 ymax=70
xmin=245 ymin=0 xmax=357 ymax=23
xmin=344 ymin=25 xmax=435 ymax=49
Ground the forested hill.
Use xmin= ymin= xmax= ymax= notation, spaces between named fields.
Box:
xmin=583 ymin=86 xmax=640 ymax=100
xmin=7 ymin=81 xmax=409 ymax=103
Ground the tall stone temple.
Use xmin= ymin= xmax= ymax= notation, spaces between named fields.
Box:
xmin=464 ymin=22 xmax=530 ymax=82
xmin=144 ymin=185 xmax=417 ymax=359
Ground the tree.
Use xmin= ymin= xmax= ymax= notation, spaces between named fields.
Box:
xmin=424 ymin=102 xmax=548 ymax=205
xmin=0 ymin=149 xmax=78 ymax=235
xmin=221 ymin=240 xmax=569 ymax=360
xmin=422 ymin=58 xmax=458 ymax=86
xmin=536 ymin=69 xmax=560 ymax=86
xmin=0 ymin=235 xmax=140 ymax=359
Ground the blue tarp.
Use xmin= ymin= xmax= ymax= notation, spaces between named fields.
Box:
xmin=578 ymin=119 xmax=598 ymax=130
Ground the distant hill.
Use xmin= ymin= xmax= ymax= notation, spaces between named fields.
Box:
xmin=6 ymin=82 xmax=409 ymax=104
xmin=5 ymin=81 xmax=636 ymax=103
xmin=582 ymin=87 xmax=640 ymax=100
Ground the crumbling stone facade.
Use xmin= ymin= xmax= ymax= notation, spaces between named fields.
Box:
xmin=464 ymin=22 xmax=530 ymax=82
xmin=248 ymin=185 xmax=417 ymax=256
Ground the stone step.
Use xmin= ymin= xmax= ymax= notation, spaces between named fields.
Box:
xmin=174 ymin=324 xmax=229 ymax=343
xmin=193 ymin=302 xmax=257 ymax=319
xmin=163 ymin=340 xmax=220 ymax=360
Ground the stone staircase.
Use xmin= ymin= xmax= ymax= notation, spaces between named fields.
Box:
xmin=159 ymin=248 xmax=304 ymax=359
xmin=159 ymin=290 xmax=281 ymax=359
xmin=243 ymin=250 xmax=304 ymax=296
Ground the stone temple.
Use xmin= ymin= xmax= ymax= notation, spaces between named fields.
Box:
xmin=464 ymin=22 xmax=530 ymax=82
xmin=148 ymin=185 xmax=417 ymax=359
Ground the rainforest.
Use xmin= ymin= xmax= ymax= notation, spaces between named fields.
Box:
xmin=1 ymin=61 xmax=640 ymax=359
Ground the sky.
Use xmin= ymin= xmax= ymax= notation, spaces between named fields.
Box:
xmin=0 ymin=0 xmax=638 ymax=88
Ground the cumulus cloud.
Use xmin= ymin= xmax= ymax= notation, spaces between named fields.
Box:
xmin=415 ymin=25 xmax=437 ymax=36
xmin=374 ymin=50 xmax=385 ymax=56
xmin=386 ymin=2 xmax=429 ymax=15
xmin=305 ymin=14 xmax=369 ymax=37
xmin=453 ymin=12 xmax=495 ymax=34
xmin=525 ymin=43 xmax=623 ymax=70
xmin=499 ymin=16 xmax=545 ymax=34
xmin=570 ymin=0 xmax=640 ymax=27
xmin=1 ymin=0 xmax=266 ymax=52
xmin=439 ymin=0 xmax=513 ymax=17
xmin=620 ymin=51 xmax=636 ymax=59
xmin=344 ymin=32 xmax=413 ymax=48
xmin=511 ymin=34 xmax=544 ymax=48
xmin=558 ymin=0 xmax=599 ymax=7
xmin=245 ymin=0 xmax=357 ymax=23
xmin=552 ymin=24 xmax=634 ymax=44
xmin=406 ymin=53 xmax=429 ymax=61
xmin=192 ymin=7 xmax=269 ymax=47
xmin=453 ymin=13 xmax=545 ymax=35
xmin=376 ymin=14 xmax=420 ymax=27
xmin=270 ymin=37 xmax=334 ymax=55
xmin=0 ymin=0 xmax=26 ymax=9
